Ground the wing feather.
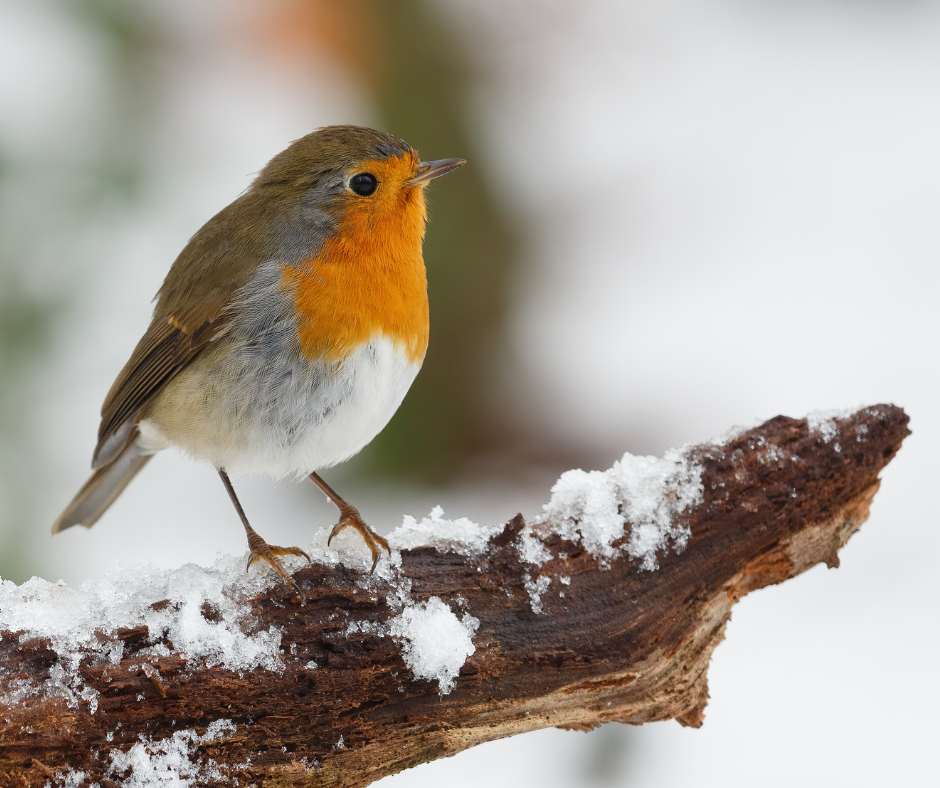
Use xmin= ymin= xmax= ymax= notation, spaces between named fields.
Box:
xmin=90 ymin=185 xmax=295 ymax=468
xmin=93 ymin=297 xmax=230 ymax=467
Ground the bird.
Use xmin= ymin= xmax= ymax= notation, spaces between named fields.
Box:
xmin=53 ymin=125 xmax=465 ymax=592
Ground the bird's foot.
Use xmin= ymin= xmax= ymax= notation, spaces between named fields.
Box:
xmin=327 ymin=504 xmax=390 ymax=573
xmin=244 ymin=527 xmax=311 ymax=596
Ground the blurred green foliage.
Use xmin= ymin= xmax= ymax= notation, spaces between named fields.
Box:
xmin=68 ymin=0 xmax=167 ymax=202
xmin=0 ymin=0 xmax=167 ymax=581
xmin=0 ymin=275 xmax=59 ymax=579
xmin=360 ymin=0 xmax=521 ymax=482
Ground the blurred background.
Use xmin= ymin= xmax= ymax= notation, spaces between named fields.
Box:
xmin=0 ymin=0 xmax=937 ymax=785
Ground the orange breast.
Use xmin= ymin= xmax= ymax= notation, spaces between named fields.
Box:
xmin=282 ymin=161 xmax=431 ymax=365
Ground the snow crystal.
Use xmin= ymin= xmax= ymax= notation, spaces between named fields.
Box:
xmin=807 ymin=406 xmax=864 ymax=442
xmin=390 ymin=505 xmax=501 ymax=557
xmin=535 ymin=446 xmax=702 ymax=570
xmin=388 ymin=597 xmax=478 ymax=694
xmin=57 ymin=769 xmax=89 ymax=788
xmin=0 ymin=553 xmax=292 ymax=714
xmin=107 ymin=719 xmax=237 ymax=787
xmin=0 ymin=661 xmax=100 ymax=714
xmin=808 ymin=411 xmax=840 ymax=443
xmin=345 ymin=619 xmax=386 ymax=636
xmin=0 ymin=554 xmax=286 ymax=676
xmin=752 ymin=438 xmax=787 ymax=465
xmin=524 ymin=575 xmax=551 ymax=614
xmin=518 ymin=527 xmax=552 ymax=566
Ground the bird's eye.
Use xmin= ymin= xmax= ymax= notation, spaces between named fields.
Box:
xmin=349 ymin=173 xmax=378 ymax=196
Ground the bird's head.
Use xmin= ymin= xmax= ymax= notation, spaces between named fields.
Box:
xmin=254 ymin=125 xmax=465 ymax=238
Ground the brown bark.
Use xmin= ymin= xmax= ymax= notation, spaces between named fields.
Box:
xmin=0 ymin=405 xmax=909 ymax=787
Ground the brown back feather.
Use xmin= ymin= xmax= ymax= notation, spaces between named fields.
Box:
xmin=94 ymin=291 xmax=232 ymax=467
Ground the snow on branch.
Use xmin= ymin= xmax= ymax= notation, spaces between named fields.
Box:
xmin=0 ymin=405 xmax=909 ymax=787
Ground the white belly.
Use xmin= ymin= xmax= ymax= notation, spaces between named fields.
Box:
xmin=137 ymin=262 xmax=425 ymax=478
xmin=139 ymin=334 xmax=421 ymax=478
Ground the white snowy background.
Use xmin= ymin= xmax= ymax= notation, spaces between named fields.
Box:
xmin=1 ymin=0 xmax=937 ymax=786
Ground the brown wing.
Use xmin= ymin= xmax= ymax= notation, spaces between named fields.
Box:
xmin=92 ymin=289 xmax=230 ymax=468
xmin=90 ymin=177 xmax=300 ymax=467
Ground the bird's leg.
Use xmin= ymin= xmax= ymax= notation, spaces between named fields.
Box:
xmin=308 ymin=471 xmax=390 ymax=573
xmin=218 ymin=469 xmax=310 ymax=594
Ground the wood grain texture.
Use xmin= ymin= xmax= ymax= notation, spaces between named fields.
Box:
xmin=0 ymin=405 xmax=909 ymax=787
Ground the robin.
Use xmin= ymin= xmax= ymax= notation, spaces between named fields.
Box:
xmin=53 ymin=125 xmax=465 ymax=592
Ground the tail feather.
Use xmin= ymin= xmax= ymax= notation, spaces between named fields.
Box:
xmin=53 ymin=441 xmax=153 ymax=533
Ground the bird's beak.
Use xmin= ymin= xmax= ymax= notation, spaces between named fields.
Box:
xmin=406 ymin=158 xmax=467 ymax=186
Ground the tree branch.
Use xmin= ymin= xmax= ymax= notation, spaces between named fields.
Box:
xmin=0 ymin=405 xmax=909 ymax=787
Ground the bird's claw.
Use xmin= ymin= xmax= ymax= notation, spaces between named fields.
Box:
xmin=245 ymin=535 xmax=311 ymax=597
xmin=327 ymin=505 xmax=390 ymax=574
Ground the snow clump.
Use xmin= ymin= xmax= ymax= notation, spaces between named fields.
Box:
xmin=106 ymin=719 xmax=238 ymax=786
xmin=0 ymin=552 xmax=292 ymax=713
xmin=536 ymin=446 xmax=703 ymax=570
xmin=388 ymin=597 xmax=478 ymax=694
xmin=390 ymin=505 xmax=502 ymax=557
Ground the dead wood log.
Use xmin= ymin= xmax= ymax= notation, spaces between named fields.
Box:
xmin=0 ymin=405 xmax=909 ymax=787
